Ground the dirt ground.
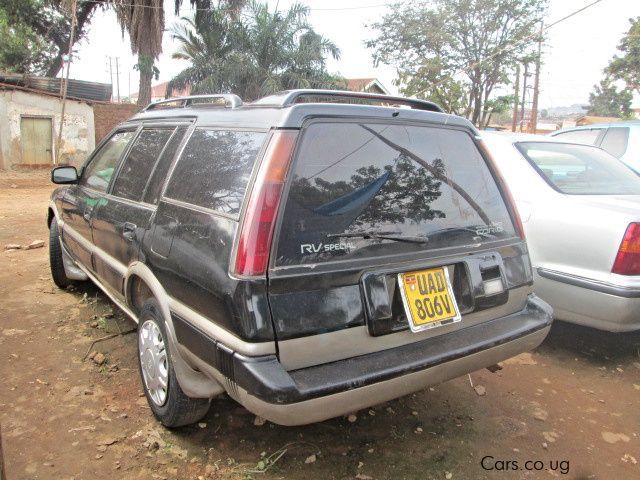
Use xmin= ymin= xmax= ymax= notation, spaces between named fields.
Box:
xmin=1 ymin=171 xmax=639 ymax=480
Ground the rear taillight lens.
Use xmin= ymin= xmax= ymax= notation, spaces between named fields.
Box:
xmin=612 ymin=223 xmax=640 ymax=275
xmin=233 ymin=130 xmax=298 ymax=277
xmin=477 ymin=140 xmax=526 ymax=240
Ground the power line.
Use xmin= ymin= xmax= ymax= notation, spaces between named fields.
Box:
xmin=87 ymin=0 xmax=402 ymax=13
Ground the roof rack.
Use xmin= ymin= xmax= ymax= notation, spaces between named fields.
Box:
xmin=252 ymin=89 xmax=443 ymax=112
xmin=143 ymin=94 xmax=243 ymax=111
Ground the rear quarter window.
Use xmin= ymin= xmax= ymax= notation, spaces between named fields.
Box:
xmin=599 ymin=127 xmax=629 ymax=158
xmin=275 ymin=121 xmax=517 ymax=266
xmin=164 ymin=129 xmax=266 ymax=216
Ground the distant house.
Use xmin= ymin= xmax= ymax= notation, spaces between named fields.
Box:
xmin=575 ymin=115 xmax=621 ymax=126
xmin=633 ymin=108 xmax=640 ymax=120
xmin=130 ymin=81 xmax=191 ymax=104
xmin=534 ymin=122 xmax=559 ymax=134
xmin=343 ymin=78 xmax=390 ymax=95
xmin=0 ymin=74 xmax=139 ymax=169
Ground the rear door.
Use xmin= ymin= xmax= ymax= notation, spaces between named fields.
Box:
xmin=91 ymin=125 xmax=188 ymax=296
xmin=269 ymin=120 xmax=531 ymax=369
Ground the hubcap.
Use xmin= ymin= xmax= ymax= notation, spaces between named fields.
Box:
xmin=139 ymin=319 xmax=168 ymax=406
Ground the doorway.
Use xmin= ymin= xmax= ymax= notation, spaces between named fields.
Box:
xmin=20 ymin=117 xmax=52 ymax=165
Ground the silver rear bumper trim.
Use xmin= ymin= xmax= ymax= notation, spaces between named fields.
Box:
xmin=537 ymin=267 xmax=640 ymax=298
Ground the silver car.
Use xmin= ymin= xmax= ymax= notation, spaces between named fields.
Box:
xmin=484 ymin=133 xmax=640 ymax=332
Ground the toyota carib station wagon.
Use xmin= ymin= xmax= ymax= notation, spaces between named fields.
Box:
xmin=48 ymin=90 xmax=552 ymax=428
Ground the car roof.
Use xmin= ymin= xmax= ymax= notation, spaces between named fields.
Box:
xmin=553 ymin=120 xmax=640 ymax=132
xmin=481 ymin=131 xmax=569 ymax=144
xmin=125 ymin=90 xmax=477 ymax=132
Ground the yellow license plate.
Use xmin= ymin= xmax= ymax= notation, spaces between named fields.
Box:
xmin=398 ymin=267 xmax=461 ymax=332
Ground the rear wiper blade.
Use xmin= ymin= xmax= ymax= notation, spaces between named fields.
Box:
xmin=327 ymin=230 xmax=429 ymax=244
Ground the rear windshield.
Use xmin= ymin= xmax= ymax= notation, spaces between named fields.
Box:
xmin=275 ymin=122 xmax=516 ymax=266
xmin=516 ymin=142 xmax=640 ymax=195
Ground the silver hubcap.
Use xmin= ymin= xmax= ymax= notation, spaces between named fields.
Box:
xmin=139 ymin=319 xmax=168 ymax=406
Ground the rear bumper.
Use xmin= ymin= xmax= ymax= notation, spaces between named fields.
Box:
xmin=177 ymin=294 xmax=552 ymax=425
xmin=537 ymin=268 xmax=640 ymax=332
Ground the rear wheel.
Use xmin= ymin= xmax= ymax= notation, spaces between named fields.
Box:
xmin=49 ymin=217 xmax=73 ymax=289
xmin=137 ymin=298 xmax=211 ymax=427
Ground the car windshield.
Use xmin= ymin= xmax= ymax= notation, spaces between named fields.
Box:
xmin=516 ymin=142 xmax=640 ymax=195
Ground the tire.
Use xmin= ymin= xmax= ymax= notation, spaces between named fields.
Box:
xmin=137 ymin=298 xmax=211 ymax=428
xmin=49 ymin=217 xmax=73 ymax=289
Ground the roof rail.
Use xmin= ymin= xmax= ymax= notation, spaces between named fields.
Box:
xmin=143 ymin=94 xmax=243 ymax=111
xmin=252 ymin=89 xmax=443 ymax=112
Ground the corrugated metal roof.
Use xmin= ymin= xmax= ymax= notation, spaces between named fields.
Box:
xmin=0 ymin=73 xmax=112 ymax=102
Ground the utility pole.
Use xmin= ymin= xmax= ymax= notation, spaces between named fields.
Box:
xmin=55 ymin=0 xmax=77 ymax=165
xmin=519 ymin=63 xmax=529 ymax=132
xmin=529 ymin=22 xmax=543 ymax=134
xmin=512 ymin=63 xmax=520 ymax=132
xmin=108 ymin=56 xmax=114 ymax=101
xmin=115 ymin=57 xmax=121 ymax=103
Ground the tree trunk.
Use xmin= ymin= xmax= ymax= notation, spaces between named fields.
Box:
xmin=136 ymin=56 xmax=154 ymax=106
xmin=45 ymin=55 xmax=65 ymax=78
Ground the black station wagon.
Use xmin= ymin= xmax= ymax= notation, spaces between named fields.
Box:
xmin=48 ymin=90 xmax=552 ymax=427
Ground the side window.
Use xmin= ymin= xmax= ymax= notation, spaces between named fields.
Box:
xmin=599 ymin=127 xmax=629 ymax=158
xmin=81 ymin=131 xmax=135 ymax=192
xmin=111 ymin=128 xmax=174 ymax=201
xmin=553 ymin=128 xmax=602 ymax=145
xmin=142 ymin=126 xmax=188 ymax=205
xmin=164 ymin=129 xmax=266 ymax=216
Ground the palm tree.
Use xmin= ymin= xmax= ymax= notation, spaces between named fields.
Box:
xmin=168 ymin=1 xmax=342 ymax=101
xmin=113 ymin=0 xmax=164 ymax=106
xmin=112 ymin=0 xmax=245 ymax=106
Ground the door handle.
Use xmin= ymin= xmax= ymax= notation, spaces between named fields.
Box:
xmin=83 ymin=206 xmax=93 ymax=222
xmin=123 ymin=222 xmax=137 ymax=242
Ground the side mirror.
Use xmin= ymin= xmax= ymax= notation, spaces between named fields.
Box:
xmin=51 ymin=166 xmax=78 ymax=185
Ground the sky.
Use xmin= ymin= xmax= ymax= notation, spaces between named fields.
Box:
xmin=71 ymin=0 xmax=640 ymax=109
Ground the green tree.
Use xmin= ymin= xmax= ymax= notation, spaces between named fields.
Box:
xmin=0 ymin=8 xmax=52 ymax=73
xmin=606 ymin=16 xmax=640 ymax=94
xmin=168 ymin=1 xmax=342 ymax=101
xmin=366 ymin=0 xmax=546 ymax=126
xmin=0 ymin=0 xmax=104 ymax=76
xmin=587 ymin=77 xmax=633 ymax=118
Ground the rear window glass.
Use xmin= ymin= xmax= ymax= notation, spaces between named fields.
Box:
xmin=552 ymin=129 xmax=602 ymax=145
xmin=111 ymin=128 xmax=174 ymax=201
xmin=143 ymin=126 xmax=188 ymax=204
xmin=516 ymin=142 xmax=640 ymax=195
xmin=275 ymin=122 xmax=516 ymax=266
xmin=599 ymin=127 xmax=629 ymax=158
xmin=164 ymin=129 xmax=266 ymax=216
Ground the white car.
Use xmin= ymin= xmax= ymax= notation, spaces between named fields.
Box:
xmin=483 ymin=133 xmax=640 ymax=332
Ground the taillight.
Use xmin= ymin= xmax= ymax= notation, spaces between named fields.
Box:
xmin=612 ymin=223 xmax=640 ymax=275
xmin=233 ymin=130 xmax=298 ymax=277
xmin=477 ymin=140 xmax=526 ymax=240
